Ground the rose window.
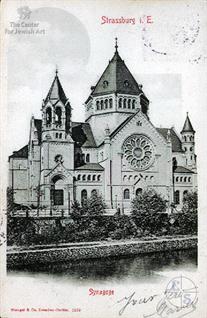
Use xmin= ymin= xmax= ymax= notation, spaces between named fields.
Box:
xmin=123 ymin=134 xmax=154 ymax=170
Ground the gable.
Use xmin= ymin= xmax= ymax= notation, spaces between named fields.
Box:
xmin=45 ymin=162 xmax=73 ymax=181
xmin=110 ymin=110 xmax=168 ymax=151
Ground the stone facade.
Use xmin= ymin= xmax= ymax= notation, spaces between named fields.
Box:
xmin=8 ymin=43 xmax=197 ymax=213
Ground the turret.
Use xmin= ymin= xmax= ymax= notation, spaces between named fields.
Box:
xmin=41 ymin=69 xmax=72 ymax=142
xmin=181 ymin=113 xmax=196 ymax=168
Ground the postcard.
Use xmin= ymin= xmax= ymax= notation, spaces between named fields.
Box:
xmin=0 ymin=0 xmax=207 ymax=318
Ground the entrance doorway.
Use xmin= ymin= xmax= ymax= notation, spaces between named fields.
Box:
xmin=54 ymin=189 xmax=64 ymax=205
xmin=51 ymin=175 xmax=65 ymax=206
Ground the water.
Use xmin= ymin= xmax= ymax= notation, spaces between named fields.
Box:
xmin=8 ymin=248 xmax=197 ymax=283
xmin=6 ymin=249 xmax=197 ymax=318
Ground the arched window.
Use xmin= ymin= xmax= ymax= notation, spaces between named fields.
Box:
xmin=136 ymin=188 xmax=142 ymax=196
xmin=190 ymin=147 xmax=193 ymax=152
xmin=92 ymin=175 xmax=96 ymax=181
xmin=184 ymin=136 xmax=187 ymax=142
xmin=176 ymin=176 xmax=179 ymax=182
xmin=184 ymin=176 xmax=187 ymax=182
xmin=59 ymin=133 xmax=62 ymax=139
xmin=174 ymin=190 xmax=180 ymax=204
xmin=77 ymin=153 xmax=81 ymax=163
xmin=180 ymin=177 xmax=183 ymax=182
xmin=55 ymin=107 xmax=62 ymax=124
xmin=55 ymin=133 xmax=58 ymax=138
xmin=46 ymin=107 xmax=52 ymax=125
xmin=124 ymin=80 xmax=129 ymax=87
xmin=97 ymin=175 xmax=101 ymax=181
xmin=96 ymin=101 xmax=100 ymax=110
xmin=77 ymin=174 xmax=81 ymax=181
xmin=124 ymin=189 xmax=130 ymax=199
xmin=119 ymin=98 xmax=122 ymax=108
xmin=123 ymin=175 xmax=127 ymax=181
xmin=91 ymin=189 xmax=97 ymax=196
xmin=183 ymin=190 xmax=188 ymax=199
xmin=87 ymin=175 xmax=91 ymax=181
xmin=109 ymin=98 xmax=113 ymax=108
xmin=100 ymin=100 xmax=104 ymax=110
xmin=188 ymin=177 xmax=191 ymax=182
xmin=103 ymin=80 xmax=108 ymax=88
xmin=132 ymin=100 xmax=136 ymax=109
xmin=82 ymin=175 xmax=86 ymax=181
xmin=82 ymin=153 xmax=85 ymax=162
xmin=128 ymin=99 xmax=131 ymax=109
xmin=81 ymin=189 xmax=87 ymax=204
xmin=86 ymin=154 xmax=90 ymax=163
xmin=105 ymin=99 xmax=108 ymax=109
xmin=123 ymin=98 xmax=127 ymax=108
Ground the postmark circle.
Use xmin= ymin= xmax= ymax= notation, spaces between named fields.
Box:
xmin=165 ymin=276 xmax=197 ymax=308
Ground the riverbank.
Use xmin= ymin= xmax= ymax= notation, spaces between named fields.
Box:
xmin=7 ymin=235 xmax=197 ymax=268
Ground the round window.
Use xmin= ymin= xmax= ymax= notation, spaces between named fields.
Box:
xmin=123 ymin=134 xmax=154 ymax=170
xmin=54 ymin=154 xmax=63 ymax=163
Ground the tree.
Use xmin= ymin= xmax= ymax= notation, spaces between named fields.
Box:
xmin=182 ymin=191 xmax=198 ymax=213
xmin=83 ymin=192 xmax=106 ymax=216
xmin=131 ymin=190 xmax=167 ymax=215
xmin=178 ymin=191 xmax=198 ymax=235
xmin=70 ymin=200 xmax=84 ymax=220
xmin=131 ymin=190 xmax=168 ymax=235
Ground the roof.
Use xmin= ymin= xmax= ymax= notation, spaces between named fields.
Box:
xmin=89 ymin=49 xmax=143 ymax=97
xmin=72 ymin=122 xmax=96 ymax=148
xmin=9 ymin=145 xmax=28 ymax=159
xmin=110 ymin=112 xmax=138 ymax=139
xmin=174 ymin=166 xmax=194 ymax=174
xmin=156 ymin=128 xmax=184 ymax=153
xmin=76 ymin=163 xmax=104 ymax=171
xmin=34 ymin=119 xmax=42 ymax=144
xmin=45 ymin=72 xmax=68 ymax=105
xmin=181 ymin=114 xmax=195 ymax=133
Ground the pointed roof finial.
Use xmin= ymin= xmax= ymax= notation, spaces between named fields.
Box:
xmin=181 ymin=112 xmax=195 ymax=133
xmin=55 ymin=65 xmax=58 ymax=76
xmin=115 ymin=37 xmax=118 ymax=52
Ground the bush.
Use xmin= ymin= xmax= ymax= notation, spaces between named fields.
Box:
xmin=131 ymin=190 xmax=167 ymax=215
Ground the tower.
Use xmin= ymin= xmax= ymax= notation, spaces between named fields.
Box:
xmin=42 ymin=69 xmax=72 ymax=140
xmin=40 ymin=70 xmax=74 ymax=209
xmin=85 ymin=38 xmax=149 ymax=144
xmin=181 ymin=113 xmax=196 ymax=169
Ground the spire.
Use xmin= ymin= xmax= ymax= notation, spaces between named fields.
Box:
xmin=45 ymin=70 xmax=68 ymax=105
xmin=181 ymin=113 xmax=195 ymax=133
xmin=115 ymin=37 xmax=118 ymax=52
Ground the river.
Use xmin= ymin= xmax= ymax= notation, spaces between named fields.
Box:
xmin=5 ymin=248 xmax=197 ymax=318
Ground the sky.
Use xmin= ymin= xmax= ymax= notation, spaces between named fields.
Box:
xmin=3 ymin=1 xmax=207 ymax=156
